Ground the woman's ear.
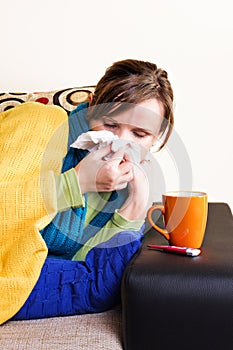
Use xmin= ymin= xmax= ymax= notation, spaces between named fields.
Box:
xmin=88 ymin=92 xmax=94 ymax=105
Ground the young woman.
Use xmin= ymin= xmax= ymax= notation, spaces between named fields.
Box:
xmin=0 ymin=59 xmax=174 ymax=323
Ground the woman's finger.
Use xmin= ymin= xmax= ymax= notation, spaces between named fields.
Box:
xmin=92 ymin=144 xmax=112 ymax=159
xmin=119 ymin=171 xmax=134 ymax=184
xmin=107 ymin=147 xmax=126 ymax=164
xmin=119 ymin=160 xmax=134 ymax=174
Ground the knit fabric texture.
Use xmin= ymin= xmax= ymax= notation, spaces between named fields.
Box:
xmin=12 ymin=229 xmax=143 ymax=320
xmin=0 ymin=102 xmax=68 ymax=324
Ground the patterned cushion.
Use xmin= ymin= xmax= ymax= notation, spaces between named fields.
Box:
xmin=0 ymin=86 xmax=95 ymax=114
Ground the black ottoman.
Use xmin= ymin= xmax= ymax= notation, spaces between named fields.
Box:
xmin=121 ymin=203 xmax=233 ymax=350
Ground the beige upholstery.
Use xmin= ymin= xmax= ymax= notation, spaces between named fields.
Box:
xmin=0 ymin=307 xmax=123 ymax=350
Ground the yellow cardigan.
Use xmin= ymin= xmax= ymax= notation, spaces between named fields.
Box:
xmin=0 ymin=102 xmax=68 ymax=324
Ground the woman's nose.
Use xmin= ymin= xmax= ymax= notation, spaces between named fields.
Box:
xmin=117 ymin=128 xmax=133 ymax=141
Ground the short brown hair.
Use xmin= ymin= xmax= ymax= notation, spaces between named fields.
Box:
xmin=88 ymin=59 xmax=174 ymax=149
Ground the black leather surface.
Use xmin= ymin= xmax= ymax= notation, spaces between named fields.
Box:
xmin=121 ymin=203 xmax=233 ymax=350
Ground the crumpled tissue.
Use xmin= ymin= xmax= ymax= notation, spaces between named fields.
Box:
xmin=70 ymin=130 xmax=151 ymax=164
xmin=70 ymin=130 xmax=118 ymax=152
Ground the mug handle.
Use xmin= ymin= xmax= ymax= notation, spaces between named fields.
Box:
xmin=147 ymin=205 xmax=170 ymax=241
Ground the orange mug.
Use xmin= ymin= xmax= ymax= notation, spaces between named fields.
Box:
xmin=147 ymin=191 xmax=208 ymax=248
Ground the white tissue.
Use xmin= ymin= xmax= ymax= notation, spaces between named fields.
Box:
xmin=111 ymin=139 xmax=144 ymax=163
xmin=70 ymin=130 xmax=151 ymax=164
xmin=70 ymin=130 xmax=119 ymax=152
xmin=112 ymin=139 xmax=151 ymax=163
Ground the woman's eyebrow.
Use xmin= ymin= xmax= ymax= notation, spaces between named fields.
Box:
xmin=102 ymin=116 xmax=118 ymax=123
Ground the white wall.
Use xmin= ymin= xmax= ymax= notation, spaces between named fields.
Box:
xmin=1 ymin=0 xmax=233 ymax=209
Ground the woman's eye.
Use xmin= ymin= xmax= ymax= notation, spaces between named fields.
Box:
xmin=133 ymin=131 xmax=147 ymax=138
xmin=104 ymin=123 xmax=118 ymax=129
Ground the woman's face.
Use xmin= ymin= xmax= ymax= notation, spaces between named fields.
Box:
xmin=89 ymin=99 xmax=164 ymax=150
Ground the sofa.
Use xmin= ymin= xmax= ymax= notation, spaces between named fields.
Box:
xmin=0 ymin=306 xmax=123 ymax=350
xmin=1 ymin=90 xmax=232 ymax=350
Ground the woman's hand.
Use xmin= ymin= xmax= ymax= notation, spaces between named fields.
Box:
xmin=118 ymin=153 xmax=157 ymax=220
xmin=74 ymin=145 xmax=134 ymax=194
